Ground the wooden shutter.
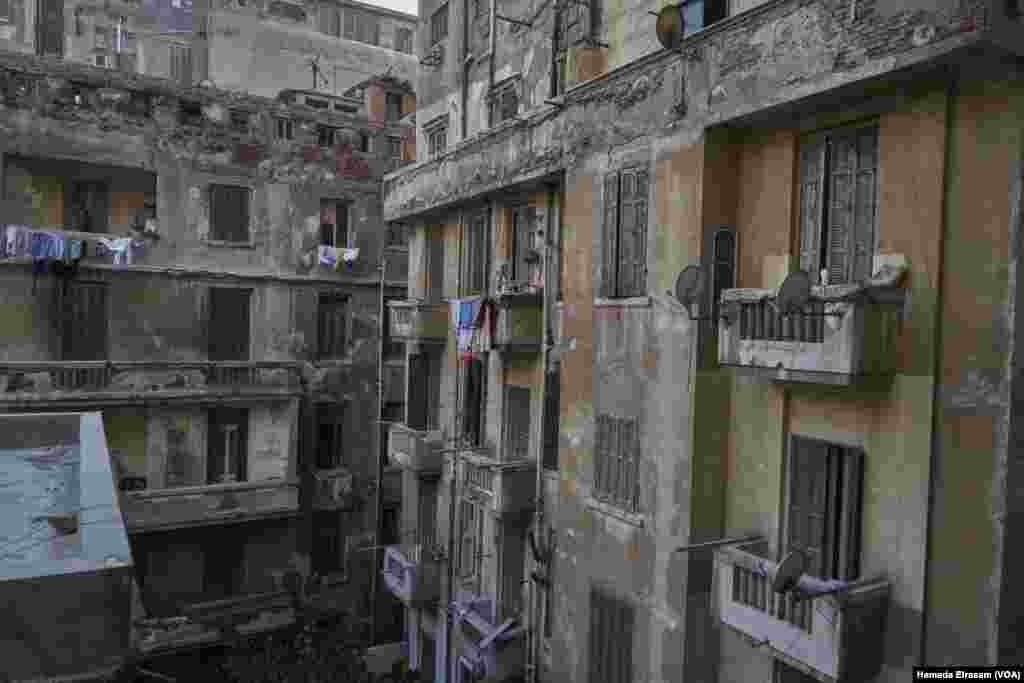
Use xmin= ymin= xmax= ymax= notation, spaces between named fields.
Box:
xmin=63 ymin=282 xmax=108 ymax=361
xmin=511 ymin=207 xmax=533 ymax=283
xmin=798 ymin=135 xmax=827 ymax=277
xmin=209 ymin=288 xmax=251 ymax=360
xmin=461 ymin=359 xmax=483 ymax=445
xmin=37 ymin=0 xmax=64 ymax=57
xmin=618 ymin=168 xmax=648 ymax=298
xmin=461 ymin=212 xmax=487 ymax=295
xmin=836 ymin=448 xmax=863 ymax=581
xmin=601 ymin=174 xmax=619 ymax=298
xmin=619 ymin=417 xmax=639 ymax=511
xmin=542 ymin=371 xmax=560 ymax=471
xmin=318 ymin=295 xmax=348 ymax=359
xmin=851 ymin=128 xmax=879 ymax=282
xmin=786 ymin=437 xmax=830 ymax=578
xmin=825 ymin=132 xmax=857 ymax=285
xmin=593 ymin=415 xmax=608 ymax=499
xmin=504 ymin=386 xmax=531 ymax=460
xmin=407 ymin=354 xmax=429 ymax=431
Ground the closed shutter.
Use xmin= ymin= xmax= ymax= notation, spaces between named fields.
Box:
xmin=427 ymin=353 xmax=442 ymax=430
xmin=318 ymin=295 xmax=348 ymax=359
xmin=600 ymin=174 xmax=619 ymax=298
xmin=593 ymin=415 xmax=609 ymax=499
xmin=504 ymin=386 xmax=531 ymax=460
xmin=316 ymin=404 xmax=345 ymax=469
xmin=344 ymin=10 xmax=356 ymax=38
xmin=620 ymin=417 xmax=639 ymax=511
xmin=825 ymin=133 xmax=856 ymax=285
xmin=428 ymin=231 xmax=444 ymax=302
xmin=63 ymin=282 xmax=108 ymax=361
xmin=37 ymin=0 xmax=64 ymax=56
xmin=210 ymin=185 xmax=250 ymax=243
xmin=208 ymin=288 xmax=251 ymax=361
xmin=407 ymin=354 xmax=429 ymax=431
xmin=836 ymin=448 xmax=863 ymax=581
xmin=461 ymin=212 xmax=487 ymax=295
xmin=798 ymin=135 xmax=826 ymax=276
xmin=851 ymin=128 xmax=879 ymax=282
xmin=462 ymin=359 xmax=485 ymax=446
xmin=786 ymin=437 xmax=830 ymax=578
xmin=618 ymin=168 xmax=648 ymax=298
xmin=293 ymin=288 xmax=319 ymax=361
xmin=542 ymin=371 xmax=560 ymax=471
xmin=512 ymin=207 xmax=533 ymax=283
xmin=589 ymin=589 xmax=633 ymax=683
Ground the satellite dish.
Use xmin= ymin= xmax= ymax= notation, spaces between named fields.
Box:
xmin=655 ymin=3 xmax=686 ymax=51
xmin=673 ymin=265 xmax=705 ymax=319
xmin=774 ymin=270 xmax=812 ymax=315
xmin=771 ymin=550 xmax=807 ymax=594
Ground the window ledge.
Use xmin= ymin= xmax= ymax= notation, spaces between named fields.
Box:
xmin=593 ymin=296 xmax=651 ymax=309
xmin=204 ymin=239 xmax=255 ymax=249
xmin=585 ymin=497 xmax=644 ymax=528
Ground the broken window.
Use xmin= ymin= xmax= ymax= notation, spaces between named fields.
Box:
xmin=275 ymin=117 xmax=294 ymax=140
xmin=430 ymin=3 xmax=448 ymax=45
xmin=460 ymin=357 xmax=487 ymax=448
xmin=798 ymin=125 xmax=879 ymax=285
xmin=589 ymin=587 xmax=634 ymax=683
xmin=458 ymin=499 xmax=485 ymax=592
xmin=407 ymin=352 xmax=442 ymax=431
xmin=509 ymin=206 xmax=536 ymax=285
xmin=316 ymin=403 xmax=345 ymax=469
xmin=503 ymin=385 xmax=531 ymax=460
xmin=319 ymin=198 xmax=351 ymax=248
xmin=460 ymin=210 xmax=488 ymax=296
xmin=542 ymin=369 xmax=560 ymax=471
xmin=395 ymin=27 xmax=413 ymax=53
xmin=208 ymin=287 xmax=251 ymax=361
xmin=385 ymin=92 xmax=403 ymax=121
xmin=786 ymin=436 xmax=863 ymax=582
xmin=593 ymin=414 xmax=640 ymax=512
xmin=601 ymin=166 xmax=648 ymax=299
xmin=62 ymin=282 xmax=108 ymax=361
xmin=317 ymin=294 xmax=349 ymax=359
xmin=206 ymin=407 xmax=248 ymax=484
xmin=170 ymin=44 xmax=192 ymax=86
xmin=209 ymin=184 xmax=250 ymax=243
xmin=65 ymin=180 xmax=110 ymax=234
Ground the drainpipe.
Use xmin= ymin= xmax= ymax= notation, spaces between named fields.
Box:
xmin=461 ymin=0 xmax=471 ymax=140
xmin=371 ymin=253 xmax=388 ymax=645
xmin=920 ymin=69 xmax=958 ymax=667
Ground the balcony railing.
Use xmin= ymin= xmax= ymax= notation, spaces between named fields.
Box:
xmin=388 ymin=300 xmax=449 ymax=343
xmin=120 ymin=479 xmax=300 ymax=532
xmin=714 ymin=544 xmax=890 ymax=683
xmin=0 ymin=360 xmax=303 ymax=402
xmin=718 ymin=268 xmax=906 ymax=386
xmin=388 ymin=422 xmax=444 ymax=473
xmin=493 ymin=292 xmax=543 ymax=351
xmin=460 ymin=453 xmax=535 ymax=516
xmin=382 ymin=543 xmax=442 ymax=607
xmin=312 ymin=467 xmax=355 ymax=511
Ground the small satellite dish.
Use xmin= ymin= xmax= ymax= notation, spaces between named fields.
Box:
xmin=771 ymin=550 xmax=807 ymax=594
xmin=655 ymin=4 xmax=686 ymax=51
xmin=774 ymin=271 xmax=812 ymax=315
xmin=673 ymin=265 xmax=705 ymax=319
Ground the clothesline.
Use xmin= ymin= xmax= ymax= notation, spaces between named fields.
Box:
xmin=1 ymin=224 xmax=148 ymax=280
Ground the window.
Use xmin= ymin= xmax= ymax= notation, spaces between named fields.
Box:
xmin=207 ymin=407 xmax=248 ymax=484
xmin=395 ymin=26 xmax=413 ymax=53
xmin=66 ymin=180 xmax=110 ymax=233
xmin=94 ymin=54 xmax=109 ymax=68
xmin=267 ymin=0 xmax=307 ymax=21
xmin=503 ymin=385 xmax=531 ymax=460
xmin=589 ymin=587 xmax=634 ymax=683
xmin=316 ymin=403 xmax=345 ymax=469
xmin=208 ymin=288 xmax=251 ymax=361
xmin=0 ymin=0 xmax=11 ymax=22
xmin=386 ymin=135 xmax=402 ymax=160
xmin=430 ymin=3 xmax=448 ymax=45
xmin=319 ymin=198 xmax=351 ymax=248
xmin=318 ymin=124 xmax=338 ymax=147
xmin=460 ymin=210 xmax=489 ymax=295
xmin=94 ymin=26 xmax=108 ymax=49
xmin=798 ymin=125 xmax=879 ymax=285
xmin=542 ymin=370 xmax=560 ymax=471
xmin=203 ymin=533 xmax=245 ymax=599
xmin=209 ymin=185 xmax=251 ymax=243
xmin=460 ymin=358 xmax=487 ymax=447
xmin=63 ymin=282 xmax=108 ymax=361
xmin=318 ymin=294 xmax=349 ymax=359
xmin=408 ymin=352 xmax=442 ymax=431
xmin=426 ymin=119 xmax=448 ymax=158
xmin=459 ymin=499 xmax=485 ymax=592
xmin=509 ymin=206 xmax=535 ymax=285
xmin=490 ymin=80 xmax=519 ymax=126
xmin=593 ymin=415 xmax=640 ymax=512
xmin=37 ymin=0 xmax=64 ymax=57
xmin=385 ymin=92 xmax=403 ymax=121
xmin=499 ymin=527 xmax=525 ymax=621
xmin=358 ymin=132 xmax=371 ymax=153
xmin=313 ymin=511 xmax=347 ymax=576
xmin=786 ymin=436 xmax=863 ymax=582
xmin=275 ymin=117 xmax=294 ymax=140
xmin=179 ymin=100 xmax=202 ymax=126
xmin=170 ymin=44 xmax=192 ymax=86
xmin=229 ymin=109 xmax=250 ymax=133
xmin=679 ymin=0 xmax=727 ymax=35
xmin=319 ymin=4 xmax=341 ymax=36
xmin=601 ymin=167 xmax=649 ymax=298
xmin=426 ymin=231 xmax=444 ymax=302
xmin=164 ymin=427 xmax=189 ymax=488
xmin=344 ymin=9 xmax=379 ymax=44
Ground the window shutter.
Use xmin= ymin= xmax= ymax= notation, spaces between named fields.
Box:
xmin=618 ymin=168 xmax=648 ymax=298
xmin=837 ymin=449 xmax=863 ymax=581
xmin=851 ymin=128 xmax=879 ymax=282
xmin=786 ymin=437 xmax=829 ymax=578
xmin=601 ymin=174 xmax=619 ymax=298
xmin=826 ymin=133 xmax=856 ymax=285
xmin=344 ymin=11 xmax=356 ymax=38
xmin=594 ymin=415 xmax=608 ymax=498
xmin=428 ymin=233 xmax=444 ymax=302
xmin=512 ymin=207 xmax=533 ymax=283
xmin=407 ymin=354 xmax=429 ymax=430
xmin=798 ymin=135 xmax=826 ymax=277
xmin=65 ymin=283 xmax=108 ymax=361
xmin=209 ymin=288 xmax=251 ymax=360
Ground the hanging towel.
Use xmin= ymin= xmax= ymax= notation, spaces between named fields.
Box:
xmin=452 ymin=296 xmax=482 ymax=356
xmin=66 ymin=239 xmax=83 ymax=260
xmin=98 ymin=237 xmax=133 ymax=266
xmin=30 ymin=231 xmax=52 ymax=260
xmin=318 ymin=245 xmax=338 ymax=267
xmin=340 ymin=248 xmax=359 ymax=263
xmin=46 ymin=232 xmax=65 ymax=259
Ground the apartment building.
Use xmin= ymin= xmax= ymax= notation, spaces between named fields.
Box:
xmin=0 ymin=0 xmax=416 ymax=101
xmin=383 ymin=0 xmax=1024 ymax=681
xmin=0 ymin=49 xmax=412 ymax=666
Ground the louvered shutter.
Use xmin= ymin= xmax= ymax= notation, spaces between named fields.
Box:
xmin=407 ymin=354 xmax=429 ymax=430
xmin=851 ymin=128 xmax=879 ymax=282
xmin=798 ymin=135 xmax=827 ymax=277
xmin=601 ymin=174 xmax=619 ymax=298
xmin=512 ymin=207 xmax=533 ymax=283
xmin=825 ymin=132 xmax=857 ymax=285
xmin=462 ymin=359 xmax=481 ymax=444
xmin=594 ymin=416 xmax=608 ymax=498
xmin=837 ymin=448 xmax=863 ymax=581
xmin=618 ymin=169 xmax=648 ymax=298
xmin=786 ymin=437 xmax=829 ymax=578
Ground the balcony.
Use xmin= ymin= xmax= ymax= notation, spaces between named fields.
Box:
xmin=461 ymin=454 xmax=536 ymax=516
xmin=388 ymin=423 xmax=444 ymax=474
xmin=493 ymin=292 xmax=543 ymax=352
xmin=312 ymin=467 xmax=355 ymax=511
xmin=388 ymin=300 xmax=449 ymax=344
xmin=0 ymin=360 xmax=302 ymax=405
xmin=714 ymin=545 xmax=890 ymax=683
xmin=120 ymin=479 xmax=300 ymax=533
xmin=453 ymin=590 xmax=526 ymax=682
xmin=718 ymin=270 xmax=906 ymax=386
xmin=382 ymin=542 xmax=442 ymax=607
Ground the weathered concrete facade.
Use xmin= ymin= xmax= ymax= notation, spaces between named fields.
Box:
xmin=0 ymin=49 xmax=410 ymax=661
xmin=386 ymin=0 xmax=1024 ymax=681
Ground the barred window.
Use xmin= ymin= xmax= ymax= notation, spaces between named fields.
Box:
xmin=593 ymin=415 xmax=640 ymax=512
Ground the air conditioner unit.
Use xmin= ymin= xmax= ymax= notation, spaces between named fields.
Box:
xmin=94 ymin=54 xmax=109 ymax=67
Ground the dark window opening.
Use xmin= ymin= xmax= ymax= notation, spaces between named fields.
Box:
xmin=318 ymin=124 xmax=338 ymax=147
xmin=395 ymin=27 xmax=413 ymax=53
xmin=319 ymin=198 xmax=351 ymax=248
xmin=589 ymin=587 xmax=634 ymax=683
xmin=207 ymin=407 xmax=248 ymax=484
xmin=542 ymin=370 xmax=560 ymax=471
xmin=317 ymin=294 xmax=349 ymax=359
xmin=66 ymin=180 xmax=110 ymax=234
xmin=313 ymin=511 xmax=346 ymax=575
xmin=209 ymin=184 xmax=250 ymax=243
xmin=503 ymin=385 xmax=531 ymax=460
xmin=490 ymin=83 xmax=519 ymax=126
xmin=386 ymin=136 xmax=402 ymax=160
xmin=460 ymin=358 xmax=487 ymax=447
xmin=207 ymin=287 xmax=251 ymax=361
xmin=275 ymin=117 xmax=294 ymax=140
xmin=203 ymin=532 xmax=245 ymax=599
xmin=178 ymin=99 xmax=202 ymax=126
xmin=407 ymin=352 xmax=442 ymax=431
xmin=316 ymin=403 xmax=345 ymax=469
xmin=62 ymin=282 xmax=108 ymax=361
xmin=385 ymin=92 xmax=403 ymax=121
xmin=229 ymin=109 xmax=250 ymax=133
xmin=509 ymin=206 xmax=535 ymax=285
